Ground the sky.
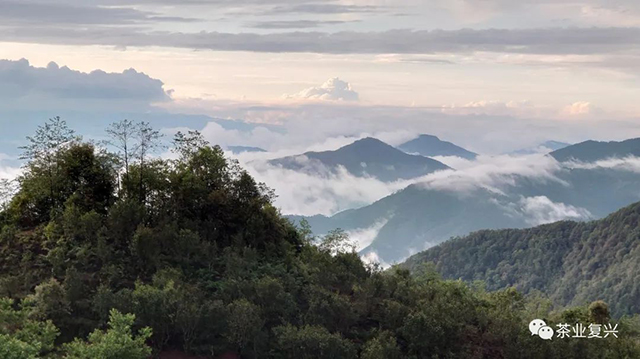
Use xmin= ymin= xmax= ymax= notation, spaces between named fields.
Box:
xmin=2 ymin=1 xmax=640 ymax=188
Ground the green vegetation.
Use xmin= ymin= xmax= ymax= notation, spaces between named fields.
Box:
xmin=402 ymin=202 xmax=640 ymax=317
xmin=1 ymin=118 xmax=640 ymax=358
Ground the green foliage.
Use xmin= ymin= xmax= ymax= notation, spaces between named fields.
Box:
xmin=273 ymin=324 xmax=357 ymax=359
xmin=0 ymin=298 xmax=59 ymax=358
xmin=2 ymin=118 xmax=640 ymax=358
xmin=64 ymin=309 xmax=152 ymax=359
xmin=402 ymin=203 xmax=640 ymax=316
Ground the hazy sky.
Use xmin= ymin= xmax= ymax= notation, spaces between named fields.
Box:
xmin=2 ymin=0 xmax=640 ymax=155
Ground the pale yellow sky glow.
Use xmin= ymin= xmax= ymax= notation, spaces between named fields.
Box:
xmin=3 ymin=41 xmax=638 ymax=118
xmin=2 ymin=0 xmax=640 ymax=159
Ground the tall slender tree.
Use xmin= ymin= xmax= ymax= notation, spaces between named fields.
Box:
xmin=105 ymin=119 xmax=139 ymax=186
xmin=136 ymin=122 xmax=163 ymax=205
xmin=19 ymin=117 xmax=78 ymax=207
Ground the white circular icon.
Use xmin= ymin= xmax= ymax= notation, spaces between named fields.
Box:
xmin=538 ymin=326 xmax=554 ymax=340
xmin=529 ymin=319 xmax=546 ymax=336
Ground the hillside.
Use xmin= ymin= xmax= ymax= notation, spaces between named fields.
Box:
xmin=8 ymin=120 xmax=640 ymax=358
xmin=269 ymin=137 xmax=450 ymax=182
xmin=402 ymin=201 xmax=640 ymax=316
xmin=398 ymin=134 xmax=477 ymax=160
xmin=550 ymin=138 xmax=640 ymax=162
xmin=511 ymin=141 xmax=571 ymax=155
xmin=295 ymin=164 xmax=640 ymax=264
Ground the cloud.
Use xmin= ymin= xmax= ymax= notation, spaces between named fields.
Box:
xmin=417 ymin=154 xmax=567 ymax=195
xmin=199 ymin=121 xmax=286 ymax=149
xmin=564 ymin=156 xmax=640 ymax=172
xmin=562 ymin=101 xmax=593 ymax=116
xmin=0 ymin=154 xmax=21 ymax=181
xmin=242 ymin=162 xmax=411 ymax=215
xmin=361 ymin=251 xmax=391 ymax=269
xmin=346 ymin=219 xmax=389 ymax=251
xmin=5 ymin=26 xmax=640 ymax=56
xmin=246 ymin=20 xmax=357 ymax=29
xmin=0 ymin=59 xmax=170 ymax=111
xmin=500 ymin=196 xmax=593 ymax=226
xmin=266 ymin=4 xmax=379 ymax=14
xmin=284 ymin=78 xmax=359 ymax=101
xmin=0 ymin=1 xmax=197 ymax=25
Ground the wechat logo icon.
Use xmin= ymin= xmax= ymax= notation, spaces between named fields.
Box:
xmin=529 ymin=319 xmax=554 ymax=340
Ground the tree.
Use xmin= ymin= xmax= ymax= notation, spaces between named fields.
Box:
xmin=0 ymin=297 xmax=59 ymax=359
xmin=136 ymin=122 xmax=163 ymax=205
xmin=172 ymin=130 xmax=209 ymax=161
xmin=225 ymin=299 xmax=264 ymax=357
xmin=64 ymin=309 xmax=152 ymax=359
xmin=274 ymin=324 xmax=356 ymax=359
xmin=105 ymin=119 xmax=139 ymax=187
xmin=361 ymin=331 xmax=402 ymax=359
xmin=319 ymin=228 xmax=356 ymax=255
xmin=20 ymin=117 xmax=77 ymax=162
xmin=18 ymin=117 xmax=79 ymax=214
xmin=0 ymin=179 xmax=16 ymax=211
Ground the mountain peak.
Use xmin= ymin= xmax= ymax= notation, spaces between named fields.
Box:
xmin=418 ymin=134 xmax=440 ymax=140
xmin=339 ymin=137 xmax=394 ymax=151
xmin=269 ymin=137 xmax=450 ymax=182
xmin=398 ymin=134 xmax=477 ymax=160
xmin=550 ymin=137 xmax=640 ymax=162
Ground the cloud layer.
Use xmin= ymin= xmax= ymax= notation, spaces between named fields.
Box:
xmin=4 ymin=26 xmax=640 ymax=55
xmin=0 ymin=59 xmax=170 ymax=110
xmin=284 ymin=78 xmax=359 ymax=101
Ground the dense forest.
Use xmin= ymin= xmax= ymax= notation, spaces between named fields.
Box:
xmin=2 ymin=118 xmax=640 ymax=358
xmin=402 ymin=201 xmax=640 ymax=317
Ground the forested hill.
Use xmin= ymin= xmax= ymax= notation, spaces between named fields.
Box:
xmin=2 ymin=118 xmax=640 ymax=359
xmin=402 ymin=200 xmax=640 ymax=317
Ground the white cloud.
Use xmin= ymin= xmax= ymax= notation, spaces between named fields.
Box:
xmin=284 ymin=78 xmax=359 ymax=101
xmin=441 ymin=99 xmax=602 ymax=119
xmin=0 ymin=154 xmax=21 ymax=181
xmin=0 ymin=58 xmax=170 ymax=111
xmin=361 ymin=251 xmax=391 ymax=269
xmin=564 ymin=156 xmax=640 ymax=173
xmin=501 ymin=196 xmax=593 ymax=226
xmin=346 ymin=219 xmax=389 ymax=251
xmin=243 ymin=162 xmax=412 ymax=215
xmin=417 ymin=154 xmax=567 ymax=195
xmin=561 ymin=101 xmax=593 ymax=116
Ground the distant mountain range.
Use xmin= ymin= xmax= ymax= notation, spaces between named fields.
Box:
xmin=397 ymin=134 xmax=477 ymax=160
xmin=269 ymin=137 xmax=450 ymax=182
xmin=291 ymin=138 xmax=640 ymax=264
xmin=550 ymin=138 xmax=640 ymax=162
xmin=227 ymin=146 xmax=267 ymax=154
xmin=511 ymin=140 xmax=571 ymax=155
xmin=401 ymin=200 xmax=640 ymax=317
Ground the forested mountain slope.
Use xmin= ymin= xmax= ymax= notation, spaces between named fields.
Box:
xmin=296 ymin=164 xmax=640 ymax=264
xmin=402 ymin=201 xmax=640 ymax=316
xmin=550 ymin=138 xmax=640 ymax=162
xmin=269 ymin=137 xmax=450 ymax=182
xmin=397 ymin=134 xmax=477 ymax=160
xmin=2 ymin=119 xmax=640 ymax=359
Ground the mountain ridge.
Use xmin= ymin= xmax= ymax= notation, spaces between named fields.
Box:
xmin=400 ymin=200 xmax=640 ymax=316
xmin=269 ymin=137 xmax=451 ymax=182
xmin=398 ymin=134 xmax=477 ymax=160
xmin=550 ymin=137 xmax=640 ymax=162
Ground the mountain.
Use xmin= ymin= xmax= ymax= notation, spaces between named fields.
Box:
xmin=269 ymin=137 xmax=450 ymax=182
xmin=227 ymin=145 xmax=267 ymax=154
xmin=398 ymin=134 xmax=477 ymax=160
xmin=292 ymin=161 xmax=640 ymax=264
xmin=550 ymin=138 xmax=640 ymax=162
xmin=5 ymin=129 xmax=639 ymax=358
xmin=401 ymin=201 xmax=640 ymax=316
xmin=511 ymin=140 xmax=571 ymax=155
